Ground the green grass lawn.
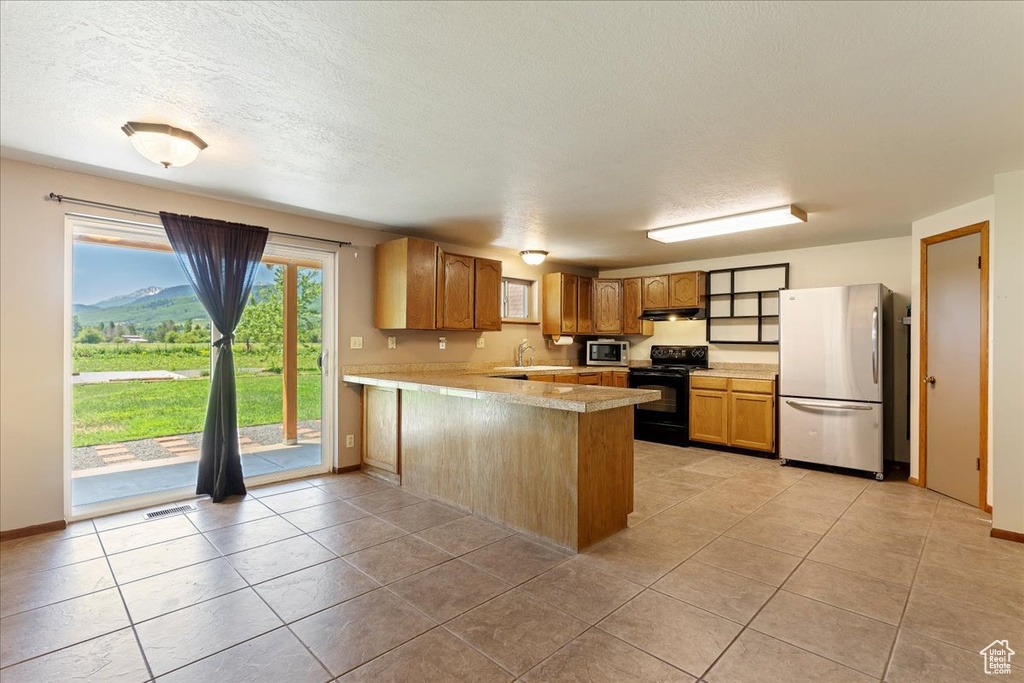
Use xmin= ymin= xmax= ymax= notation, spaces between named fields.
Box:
xmin=72 ymin=374 xmax=322 ymax=447
xmin=73 ymin=343 xmax=321 ymax=372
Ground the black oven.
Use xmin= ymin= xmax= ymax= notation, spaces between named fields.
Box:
xmin=629 ymin=369 xmax=692 ymax=445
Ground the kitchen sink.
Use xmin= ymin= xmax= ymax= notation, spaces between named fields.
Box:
xmin=492 ymin=365 xmax=574 ymax=372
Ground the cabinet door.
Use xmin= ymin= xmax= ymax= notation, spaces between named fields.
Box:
xmin=554 ymin=374 xmax=579 ymax=384
xmin=593 ymin=279 xmax=623 ymax=334
xmin=729 ymin=391 xmax=775 ymax=452
xmin=578 ymin=372 xmax=602 ymax=385
xmin=530 ymin=374 xmax=555 ymax=383
xmin=669 ymin=272 xmax=703 ymax=308
xmin=689 ymin=389 xmax=729 ymax=445
xmin=363 ymin=386 xmax=400 ymax=473
xmin=642 ymin=276 xmax=669 ymax=310
xmin=622 ymin=277 xmax=645 ymax=335
xmin=600 ymin=371 xmax=613 ymax=386
xmin=612 ymin=371 xmax=629 ymax=388
xmin=577 ymin=276 xmax=594 ymax=335
xmin=473 ymin=258 xmax=502 ymax=331
xmin=561 ymin=274 xmax=578 ymax=334
xmin=437 ymin=251 xmax=474 ymax=330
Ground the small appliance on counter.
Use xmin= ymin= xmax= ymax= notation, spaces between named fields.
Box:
xmin=629 ymin=345 xmax=709 ymax=445
xmin=586 ymin=339 xmax=630 ymax=366
xmin=779 ymin=284 xmax=893 ymax=479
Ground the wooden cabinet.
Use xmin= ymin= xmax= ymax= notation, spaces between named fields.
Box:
xmin=578 ymin=372 xmax=602 ymax=386
xmin=436 ymin=250 xmax=475 ymax=330
xmin=554 ymin=374 xmax=579 ymax=384
xmin=530 ymin=374 xmax=555 ymax=383
xmin=473 ymin=258 xmax=502 ymax=331
xmin=668 ymin=271 xmax=705 ymax=308
xmin=593 ymin=279 xmax=623 ymax=335
xmin=362 ymin=386 xmax=400 ymax=473
xmin=642 ymin=276 xmax=669 ymax=310
xmin=375 ymin=236 xmax=502 ymax=332
xmin=613 ymin=371 xmax=629 ymax=388
xmin=542 ymin=273 xmax=579 ymax=337
xmin=374 ymin=237 xmax=437 ymax=329
xmin=689 ymin=390 xmax=730 ymax=445
xmin=622 ymin=277 xmax=653 ymax=335
xmin=577 ymin=276 xmax=594 ymax=335
xmin=689 ymin=377 xmax=775 ymax=452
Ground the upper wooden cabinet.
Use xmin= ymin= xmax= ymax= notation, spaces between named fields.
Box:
xmin=593 ymin=279 xmax=623 ymax=335
xmin=375 ymin=236 xmax=502 ymax=332
xmin=642 ymin=271 xmax=706 ymax=311
xmin=642 ymin=276 xmax=669 ymax=310
xmin=374 ymin=237 xmax=437 ymax=330
xmin=473 ymin=258 xmax=503 ymax=331
xmin=436 ymin=250 xmax=475 ymax=330
xmin=622 ymin=277 xmax=653 ymax=335
xmin=542 ymin=273 xmax=579 ymax=337
xmin=669 ymin=271 xmax=705 ymax=308
xmin=577 ymin=276 xmax=594 ymax=335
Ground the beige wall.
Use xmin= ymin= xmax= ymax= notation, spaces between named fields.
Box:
xmin=991 ymin=171 xmax=1024 ymax=534
xmin=0 ymin=158 xmax=593 ymax=531
xmin=602 ymin=237 xmax=913 ymax=462
xmin=908 ymin=196 xmax=995 ymax=507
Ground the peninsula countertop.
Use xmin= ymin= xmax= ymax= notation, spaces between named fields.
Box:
xmin=342 ymin=371 xmax=659 ymax=413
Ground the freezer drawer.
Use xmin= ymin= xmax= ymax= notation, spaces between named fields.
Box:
xmin=780 ymin=397 xmax=883 ymax=476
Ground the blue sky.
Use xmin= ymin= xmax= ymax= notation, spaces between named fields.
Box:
xmin=73 ymin=243 xmax=276 ymax=305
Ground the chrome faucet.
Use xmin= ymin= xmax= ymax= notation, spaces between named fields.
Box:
xmin=516 ymin=338 xmax=535 ymax=367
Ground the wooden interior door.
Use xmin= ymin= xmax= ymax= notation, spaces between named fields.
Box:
xmin=594 ymin=279 xmax=623 ymax=334
xmin=560 ymin=274 xmax=578 ymax=334
xmin=473 ymin=258 xmax=502 ymax=331
xmin=437 ymin=251 xmax=474 ymax=330
xmin=622 ymin=277 xmax=644 ymax=335
xmin=577 ymin=276 xmax=594 ymax=335
xmin=922 ymin=225 xmax=987 ymax=507
xmin=642 ymin=276 xmax=669 ymax=310
xmin=669 ymin=272 xmax=701 ymax=308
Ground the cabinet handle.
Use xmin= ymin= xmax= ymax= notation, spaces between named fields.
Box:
xmin=785 ymin=400 xmax=872 ymax=411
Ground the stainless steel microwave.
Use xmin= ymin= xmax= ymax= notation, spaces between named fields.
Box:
xmin=586 ymin=340 xmax=630 ymax=367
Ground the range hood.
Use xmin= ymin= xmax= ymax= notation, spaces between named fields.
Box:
xmin=640 ymin=307 xmax=706 ymax=322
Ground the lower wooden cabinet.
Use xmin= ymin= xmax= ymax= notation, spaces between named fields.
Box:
xmin=599 ymin=370 xmax=630 ymax=387
xmin=578 ymin=372 xmax=602 ymax=386
xmin=362 ymin=386 xmax=400 ymax=473
xmin=530 ymin=374 xmax=555 ymax=383
xmin=689 ymin=377 xmax=775 ymax=452
xmin=554 ymin=374 xmax=579 ymax=384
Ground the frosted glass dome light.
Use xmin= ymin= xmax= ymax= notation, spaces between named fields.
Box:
xmin=122 ymin=122 xmax=208 ymax=168
xmin=520 ymin=250 xmax=548 ymax=265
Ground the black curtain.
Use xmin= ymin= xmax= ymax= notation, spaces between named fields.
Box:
xmin=161 ymin=212 xmax=269 ymax=502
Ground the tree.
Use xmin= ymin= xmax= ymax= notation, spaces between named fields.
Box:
xmin=236 ymin=267 xmax=322 ymax=356
xmin=75 ymin=327 xmax=104 ymax=344
xmin=72 ymin=315 xmax=82 ymax=336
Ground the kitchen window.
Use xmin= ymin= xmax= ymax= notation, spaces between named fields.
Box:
xmin=501 ymin=277 xmax=533 ymax=321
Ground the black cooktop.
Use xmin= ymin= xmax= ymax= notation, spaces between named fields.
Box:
xmin=635 ymin=345 xmax=709 ymax=373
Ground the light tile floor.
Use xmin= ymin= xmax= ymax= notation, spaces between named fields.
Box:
xmin=1 ymin=441 xmax=1021 ymax=682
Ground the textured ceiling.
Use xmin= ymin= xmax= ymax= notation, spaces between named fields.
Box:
xmin=1 ymin=1 xmax=1022 ymax=267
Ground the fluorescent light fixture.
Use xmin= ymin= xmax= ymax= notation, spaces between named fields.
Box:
xmin=647 ymin=205 xmax=807 ymax=243
xmin=520 ymin=250 xmax=548 ymax=265
xmin=122 ymin=122 xmax=208 ymax=168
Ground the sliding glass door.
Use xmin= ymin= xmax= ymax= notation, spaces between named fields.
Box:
xmin=66 ymin=217 xmax=336 ymax=518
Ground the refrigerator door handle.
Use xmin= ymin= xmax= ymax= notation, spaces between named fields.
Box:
xmin=785 ymin=399 xmax=874 ymax=411
xmin=871 ymin=306 xmax=879 ymax=384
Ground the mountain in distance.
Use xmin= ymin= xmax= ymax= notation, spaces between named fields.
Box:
xmin=74 ymin=284 xmax=207 ymax=328
xmin=90 ymin=286 xmax=167 ymax=309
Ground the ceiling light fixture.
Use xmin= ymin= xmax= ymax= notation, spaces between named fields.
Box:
xmin=647 ymin=205 xmax=807 ymax=244
xmin=121 ymin=122 xmax=208 ymax=168
xmin=520 ymin=250 xmax=548 ymax=265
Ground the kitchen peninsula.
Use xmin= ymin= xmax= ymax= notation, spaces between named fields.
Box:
xmin=343 ymin=371 xmax=659 ymax=551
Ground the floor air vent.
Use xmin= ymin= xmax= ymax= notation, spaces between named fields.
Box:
xmin=144 ymin=504 xmax=195 ymax=520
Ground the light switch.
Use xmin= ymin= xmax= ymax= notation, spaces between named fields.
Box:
xmin=349 ymin=336 xmax=363 ymax=349
xmin=476 ymin=337 xmax=485 ymax=349
xmin=387 ymin=336 xmax=397 ymax=349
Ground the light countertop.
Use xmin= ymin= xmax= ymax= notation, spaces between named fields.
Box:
xmin=342 ymin=371 xmax=659 ymax=413
xmin=690 ymin=368 xmax=778 ymax=380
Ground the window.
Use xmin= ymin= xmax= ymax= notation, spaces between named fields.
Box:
xmin=501 ymin=278 xmax=532 ymax=321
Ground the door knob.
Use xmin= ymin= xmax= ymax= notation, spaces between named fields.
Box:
xmin=924 ymin=375 xmax=936 ymax=385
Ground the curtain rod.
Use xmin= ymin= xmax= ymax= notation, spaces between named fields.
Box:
xmin=46 ymin=193 xmax=354 ymax=246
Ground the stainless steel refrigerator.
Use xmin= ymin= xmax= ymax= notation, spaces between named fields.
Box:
xmin=779 ymin=284 xmax=893 ymax=479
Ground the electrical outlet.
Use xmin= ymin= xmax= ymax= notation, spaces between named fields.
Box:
xmin=476 ymin=337 xmax=485 ymax=349
xmin=349 ymin=336 xmax=363 ymax=349
xmin=387 ymin=336 xmax=397 ymax=349
xmin=439 ymin=336 xmax=447 ymax=350
xmin=345 ymin=434 xmax=355 ymax=448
